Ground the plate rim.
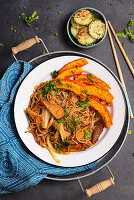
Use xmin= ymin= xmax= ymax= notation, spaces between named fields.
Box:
xmin=14 ymin=51 xmax=129 ymax=169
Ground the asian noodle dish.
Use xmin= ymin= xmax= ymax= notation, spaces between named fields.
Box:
xmin=26 ymin=58 xmax=114 ymax=163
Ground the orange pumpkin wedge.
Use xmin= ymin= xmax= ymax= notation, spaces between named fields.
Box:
xmin=58 ymin=58 xmax=88 ymax=75
xmin=75 ymin=74 xmax=111 ymax=90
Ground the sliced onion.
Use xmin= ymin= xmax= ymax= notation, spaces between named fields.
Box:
xmin=46 ymin=136 xmax=60 ymax=164
xmin=42 ymin=108 xmax=51 ymax=129
xmin=47 ymin=115 xmax=54 ymax=129
xmin=59 ymin=123 xmax=71 ymax=141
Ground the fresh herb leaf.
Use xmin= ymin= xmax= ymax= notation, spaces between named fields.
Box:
xmin=129 ymin=12 xmax=133 ymax=15
xmin=54 ymin=32 xmax=59 ymax=36
xmin=76 ymin=101 xmax=90 ymax=109
xmin=58 ymin=10 xmax=62 ymax=14
xmin=42 ymin=81 xmax=58 ymax=98
xmin=129 ymin=6 xmax=132 ymax=10
xmin=64 ymin=108 xmax=69 ymax=118
xmin=116 ymin=31 xmax=127 ymax=39
xmin=57 ymin=119 xmax=68 ymax=123
xmin=63 ymin=137 xmax=72 ymax=142
xmin=56 ymin=5 xmax=60 ymax=7
xmin=71 ymin=117 xmax=81 ymax=126
xmin=54 ymin=143 xmax=63 ymax=150
xmin=88 ymin=73 xmax=94 ymax=82
xmin=95 ymin=112 xmax=99 ymax=118
xmin=122 ymin=42 xmax=125 ymax=48
xmin=51 ymin=70 xmax=59 ymax=79
xmin=128 ymin=130 xmax=132 ymax=134
xmin=24 ymin=6 xmax=26 ymax=9
xmin=41 ymin=51 xmax=45 ymax=55
xmin=49 ymin=19 xmax=52 ymax=22
xmin=68 ymin=124 xmax=76 ymax=133
xmin=21 ymin=32 xmax=25 ymax=39
xmin=10 ymin=26 xmax=14 ymax=31
xmin=126 ymin=51 xmax=128 ymax=56
xmin=84 ymin=129 xmax=89 ymax=139
xmin=39 ymin=89 xmax=42 ymax=94
xmin=19 ymin=10 xmax=39 ymax=28
xmin=112 ymin=172 xmax=115 ymax=176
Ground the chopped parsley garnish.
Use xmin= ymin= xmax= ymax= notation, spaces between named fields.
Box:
xmin=54 ymin=32 xmax=59 ymax=36
xmin=129 ymin=6 xmax=132 ymax=10
xmin=24 ymin=6 xmax=26 ymax=9
xmin=57 ymin=119 xmax=68 ymax=123
xmin=41 ymin=51 xmax=45 ymax=55
xmin=19 ymin=10 xmax=39 ymax=28
xmin=21 ymin=32 xmax=25 ymax=39
xmin=63 ymin=137 xmax=72 ymax=142
xmin=64 ymin=108 xmax=70 ymax=118
xmin=84 ymin=129 xmax=89 ymax=139
xmin=95 ymin=112 xmax=99 ymax=118
xmin=54 ymin=143 xmax=63 ymax=150
xmin=58 ymin=11 xmax=62 ymax=14
xmin=51 ymin=70 xmax=59 ymax=79
xmin=112 ymin=172 xmax=115 ymax=176
xmin=88 ymin=73 xmax=94 ymax=83
xmin=116 ymin=31 xmax=127 ymax=39
xmin=122 ymin=42 xmax=125 ymax=48
xmin=57 ymin=78 xmax=63 ymax=86
xmin=68 ymin=123 xmax=76 ymax=133
xmin=66 ymin=83 xmax=72 ymax=88
xmin=42 ymin=81 xmax=58 ymax=98
xmin=10 ymin=25 xmax=16 ymax=32
xmin=49 ymin=19 xmax=52 ymax=22
xmin=56 ymin=5 xmax=60 ymax=7
xmin=85 ymin=97 xmax=91 ymax=102
xmin=76 ymin=101 xmax=90 ymax=109
xmin=71 ymin=117 xmax=81 ymax=126
xmin=104 ymin=120 xmax=106 ymax=123
xmin=127 ymin=130 xmax=132 ymax=134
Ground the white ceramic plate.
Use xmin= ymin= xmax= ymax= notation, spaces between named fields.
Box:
xmin=14 ymin=55 xmax=126 ymax=167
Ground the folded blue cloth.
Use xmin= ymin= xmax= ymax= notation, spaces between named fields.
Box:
xmin=0 ymin=61 xmax=96 ymax=194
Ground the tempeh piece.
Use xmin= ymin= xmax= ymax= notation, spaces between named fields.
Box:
xmin=41 ymin=98 xmax=64 ymax=119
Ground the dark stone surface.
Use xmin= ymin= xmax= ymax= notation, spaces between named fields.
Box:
xmin=0 ymin=0 xmax=134 ymax=199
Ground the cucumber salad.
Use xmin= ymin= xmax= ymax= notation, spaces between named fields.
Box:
xmin=70 ymin=9 xmax=105 ymax=46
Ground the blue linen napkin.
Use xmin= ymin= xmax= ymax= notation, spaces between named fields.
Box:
xmin=0 ymin=61 xmax=96 ymax=194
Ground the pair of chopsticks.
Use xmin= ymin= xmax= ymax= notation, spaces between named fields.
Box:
xmin=107 ymin=20 xmax=134 ymax=119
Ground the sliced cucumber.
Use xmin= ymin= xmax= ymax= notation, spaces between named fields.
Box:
xmin=71 ymin=17 xmax=84 ymax=29
xmin=70 ymin=26 xmax=79 ymax=38
xmin=88 ymin=19 xmax=105 ymax=39
xmin=74 ymin=9 xmax=94 ymax=25
xmin=77 ymin=27 xmax=96 ymax=46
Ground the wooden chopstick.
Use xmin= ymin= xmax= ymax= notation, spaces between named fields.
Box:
xmin=107 ymin=23 xmax=134 ymax=119
xmin=108 ymin=20 xmax=134 ymax=77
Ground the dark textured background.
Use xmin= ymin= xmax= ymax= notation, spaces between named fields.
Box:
xmin=0 ymin=0 xmax=134 ymax=199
